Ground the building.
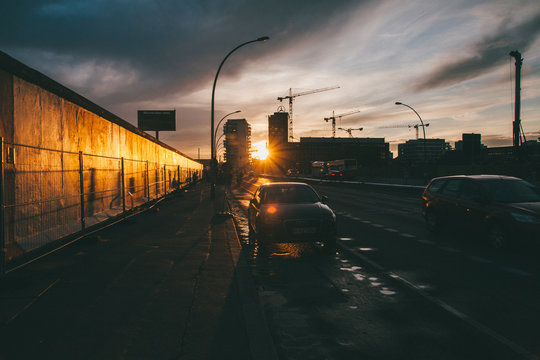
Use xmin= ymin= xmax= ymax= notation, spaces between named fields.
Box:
xmin=268 ymin=111 xmax=289 ymax=151
xmin=223 ymin=118 xmax=251 ymax=171
xmin=295 ymin=137 xmax=390 ymax=166
xmin=398 ymin=138 xmax=449 ymax=164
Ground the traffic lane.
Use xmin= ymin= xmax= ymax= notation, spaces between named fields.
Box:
xmin=312 ymin=183 xmax=425 ymax=234
xmin=315 ymin=183 xmax=540 ymax=277
xmin=228 ymin=181 xmax=527 ymax=359
xmin=336 ymin=213 xmax=540 ymax=358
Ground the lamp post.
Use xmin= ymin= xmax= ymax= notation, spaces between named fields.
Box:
xmin=210 ymin=36 xmax=269 ymax=198
xmin=395 ymin=101 xmax=427 ymax=183
xmin=214 ymin=110 xmax=241 ymax=154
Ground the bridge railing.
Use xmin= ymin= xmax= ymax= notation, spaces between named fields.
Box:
xmin=0 ymin=139 xmax=199 ymax=274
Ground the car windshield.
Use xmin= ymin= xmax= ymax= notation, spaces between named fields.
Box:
xmin=481 ymin=179 xmax=540 ymax=203
xmin=262 ymin=185 xmax=320 ymax=204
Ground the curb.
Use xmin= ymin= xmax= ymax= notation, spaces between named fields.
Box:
xmin=224 ymin=193 xmax=279 ymax=360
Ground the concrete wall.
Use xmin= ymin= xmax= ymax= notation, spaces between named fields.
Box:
xmin=0 ymin=52 xmax=202 ymax=265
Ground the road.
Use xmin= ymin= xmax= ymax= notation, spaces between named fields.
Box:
xmin=228 ymin=176 xmax=540 ymax=360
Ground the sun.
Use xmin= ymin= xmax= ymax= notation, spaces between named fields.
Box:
xmin=252 ymin=141 xmax=269 ymax=160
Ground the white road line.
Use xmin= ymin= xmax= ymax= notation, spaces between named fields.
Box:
xmin=416 ymin=239 xmax=436 ymax=245
xmin=371 ymin=224 xmax=383 ymax=228
xmin=384 ymin=228 xmax=398 ymax=233
xmin=502 ymin=267 xmax=532 ymax=277
xmin=361 ymin=220 xmax=371 ymax=224
xmin=439 ymin=246 xmax=461 ymax=253
xmin=338 ymin=242 xmax=534 ymax=360
xmin=468 ymin=255 xmax=493 ymax=264
xmin=400 ymin=233 xmax=415 ymax=238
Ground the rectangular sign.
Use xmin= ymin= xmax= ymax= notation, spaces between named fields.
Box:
xmin=137 ymin=110 xmax=176 ymax=131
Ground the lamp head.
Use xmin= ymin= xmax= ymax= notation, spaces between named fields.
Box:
xmin=257 ymin=36 xmax=270 ymax=42
xmin=395 ymin=102 xmax=402 ymax=105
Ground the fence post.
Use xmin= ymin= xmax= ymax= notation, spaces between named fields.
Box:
xmin=145 ymin=160 xmax=149 ymax=199
xmin=79 ymin=151 xmax=85 ymax=231
xmin=163 ymin=165 xmax=167 ymax=195
xmin=121 ymin=158 xmax=126 ymax=214
xmin=177 ymin=165 xmax=180 ymax=189
xmin=0 ymin=137 xmax=5 ymax=275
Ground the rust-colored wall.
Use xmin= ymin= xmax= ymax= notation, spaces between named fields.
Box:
xmin=0 ymin=55 xmax=202 ymax=263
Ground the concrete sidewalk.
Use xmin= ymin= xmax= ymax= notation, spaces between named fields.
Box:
xmin=0 ymin=184 xmax=277 ymax=360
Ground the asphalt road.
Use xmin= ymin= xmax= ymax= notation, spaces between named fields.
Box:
xmin=228 ymin=176 xmax=540 ymax=360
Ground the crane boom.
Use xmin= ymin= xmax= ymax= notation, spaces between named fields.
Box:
xmin=324 ymin=109 xmax=361 ymax=138
xmin=277 ymin=85 xmax=340 ymax=140
xmin=338 ymin=127 xmax=363 ymax=138
xmin=379 ymin=123 xmax=429 ymax=139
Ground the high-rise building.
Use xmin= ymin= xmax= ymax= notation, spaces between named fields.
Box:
xmin=268 ymin=111 xmax=288 ymax=151
xmin=223 ymin=119 xmax=251 ymax=170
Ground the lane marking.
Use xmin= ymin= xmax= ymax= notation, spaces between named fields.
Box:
xmin=338 ymin=242 xmax=535 ymax=360
xmin=400 ymin=233 xmax=415 ymax=238
xmin=416 ymin=239 xmax=436 ymax=245
xmin=439 ymin=246 xmax=460 ymax=253
xmin=6 ymin=278 xmax=60 ymax=325
xmin=502 ymin=267 xmax=532 ymax=277
xmin=468 ymin=255 xmax=493 ymax=264
xmin=384 ymin=228 xmax=398 ymax=233
xmin=371 ymin=224 xmax=383 ymax=228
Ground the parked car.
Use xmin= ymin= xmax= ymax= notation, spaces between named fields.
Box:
xmin=286 ymin=168 xmax=300 ymax=177
xmin=248 ymin=182 xmax=336 ymax=249
xmin=421 ymin=175 xmax=540 ymax=248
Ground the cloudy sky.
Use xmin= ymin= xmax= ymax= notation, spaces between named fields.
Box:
xmin=2 ymin=0 xmax=540 ymax=159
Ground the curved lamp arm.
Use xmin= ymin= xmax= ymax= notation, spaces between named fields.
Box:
xmin=211 ymin=36 xmax=269 ymax=159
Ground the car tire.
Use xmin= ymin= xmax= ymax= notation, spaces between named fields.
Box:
xmin=487 ymin=224 xmax=508 ymax=249
xmin=425 ymin=211 xmax=441 ymax=233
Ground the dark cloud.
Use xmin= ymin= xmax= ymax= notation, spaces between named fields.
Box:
xmin=0 ymin=0 xmax=363 ymax=107
xmin=414 ymin=12 xmax=540 ymax=91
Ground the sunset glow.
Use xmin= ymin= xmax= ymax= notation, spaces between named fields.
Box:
xmin=252 ymin=141 xmax=269 ymax=160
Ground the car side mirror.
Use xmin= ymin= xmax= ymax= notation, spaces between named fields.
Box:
xmin=321 ymin=195 xmax=328 ymax=204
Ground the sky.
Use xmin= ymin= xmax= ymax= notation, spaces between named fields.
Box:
xmin=1 ymin=0 xmax=540 ymax=159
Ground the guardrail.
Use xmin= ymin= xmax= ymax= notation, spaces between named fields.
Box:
xmin=262 ymin=174 xmax=426 ymax=191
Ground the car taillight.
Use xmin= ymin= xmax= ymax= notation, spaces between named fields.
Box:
xmin=267 ymin=206 xmax=277 ymax=214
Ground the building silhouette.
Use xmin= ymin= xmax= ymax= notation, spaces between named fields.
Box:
xmin=224 ymin=118 xmax=251 ymax=171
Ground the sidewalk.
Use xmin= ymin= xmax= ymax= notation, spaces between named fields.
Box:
xmin=0 ymin=184 xmax=277 ymax=360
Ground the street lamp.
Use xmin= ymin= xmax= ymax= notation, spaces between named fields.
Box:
xmin=395 ymin=101 xmax=427 ymax=182
xmin=210 ymin=36 xmax=269 ymax=198
xmin=214 ymin=110 xmax=241 ymax=154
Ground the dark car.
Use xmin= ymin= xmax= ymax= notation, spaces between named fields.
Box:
xmin=286 ymin=168 xmax=300 ymax=177
xmin=324 ymin=170 xmax=344 ymax=180
xmin=421 ymin=175 xmax=540 ymax=248
xmin=248 ymin=182 xmax=336 ymax=249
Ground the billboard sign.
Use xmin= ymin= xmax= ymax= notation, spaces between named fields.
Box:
xmin=137 ymin=110 xmax=176 ymax=131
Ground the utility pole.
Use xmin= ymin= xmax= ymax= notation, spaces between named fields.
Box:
xmin=510 ymin=50 xmax=522 ymax=152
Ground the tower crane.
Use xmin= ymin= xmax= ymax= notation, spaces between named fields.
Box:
xmin=277 ymin=86 xmax=340 ymax=141
xmin=324 ymin=109 xmax=361 ymax=138
xmin=379 ymin=123 xmax=429 ymax=139
xmin=338 ymin=127 xmax=363 ymax=138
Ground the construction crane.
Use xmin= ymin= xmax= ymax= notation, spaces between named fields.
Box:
xmin=380 ymin=123 xmax=430 ymax=139
xmin=338 ymin=127 xmax=363 ymax=138
xmin=278 ymin=86 xmax=340 ymax=141
xmin=324 ymin=109 xmax=361 ymax=138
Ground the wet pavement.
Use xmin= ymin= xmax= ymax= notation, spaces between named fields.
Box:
xmin=227 ymin=177 xmax=538 ymax=360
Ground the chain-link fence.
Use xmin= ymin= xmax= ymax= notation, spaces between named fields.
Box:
xmin=0 ymin=140 xmax=201 ymax=272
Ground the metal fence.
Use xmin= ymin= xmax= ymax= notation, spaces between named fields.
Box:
xmin=0 ymin=139 xmax=200 ymax=273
